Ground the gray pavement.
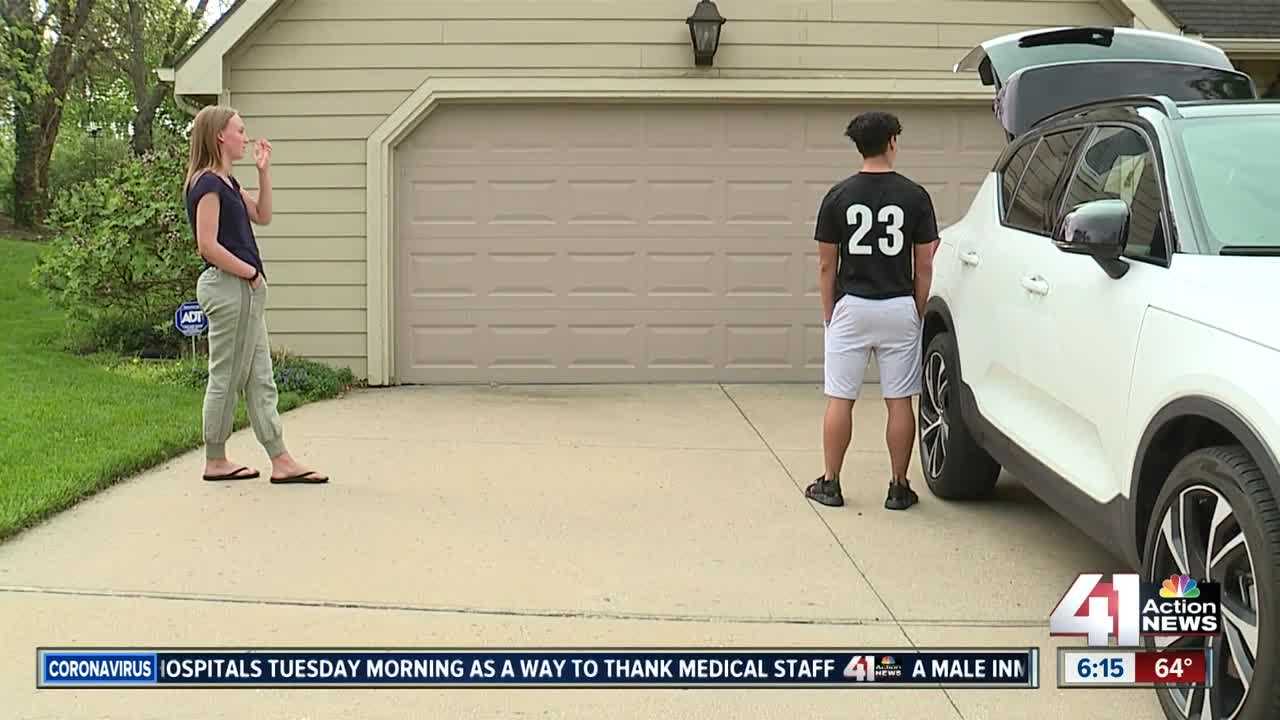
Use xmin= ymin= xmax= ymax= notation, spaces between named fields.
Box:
xmin=0 ymin=383 xmax=1166 ymax=719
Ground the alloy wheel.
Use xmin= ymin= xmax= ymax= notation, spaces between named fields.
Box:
xmin=1149 ymin=485 xmax=1259 ymax=720
xmin=919 ymin=349 xmax=949 ymax=480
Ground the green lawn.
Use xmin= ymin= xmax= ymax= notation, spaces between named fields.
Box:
xmin=0 ymin=237 xmax=311 ymax=541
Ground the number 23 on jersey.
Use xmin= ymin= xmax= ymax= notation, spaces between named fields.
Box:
xmin=846 ymin=203 xmax=905 ymax=256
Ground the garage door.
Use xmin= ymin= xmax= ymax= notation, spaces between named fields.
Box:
xmin=395 ymin=102 xmax=1004 ymax=384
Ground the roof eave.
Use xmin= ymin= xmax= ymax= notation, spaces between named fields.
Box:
xmin=162 ymin=0 xmax=284 ymax=97
xmin=1205 ymin=38 xmax=1280 ymax=57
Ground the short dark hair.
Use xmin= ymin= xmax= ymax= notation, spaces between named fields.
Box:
xmin=844 ymin=111 xmax=903 ymax=157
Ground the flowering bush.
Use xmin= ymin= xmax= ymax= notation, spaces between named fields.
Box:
xmin=149 ymin=351 xmax=358 ymax=402
xmin=30 ymin=140 xmax=202 ymax=355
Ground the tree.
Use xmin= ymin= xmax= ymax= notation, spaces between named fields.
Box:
xmin=0 ymin=0 xmax=107 ymax=227
xmin=103 ymin=0 xmax=210 ymax=157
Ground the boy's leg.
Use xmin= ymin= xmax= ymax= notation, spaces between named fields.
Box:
xmin=823 ymin=396 xmax=855 ymax=482
xmin=884 ymin=397 xmax=916 ymax=482
xmin=808 ymin=297 xmax=869 ymax=507
xmin=877 ymin=298 xmax=924 ymax=510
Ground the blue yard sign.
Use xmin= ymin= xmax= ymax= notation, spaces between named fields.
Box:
xmin=175 ymin=301 xmax=208 ymax=337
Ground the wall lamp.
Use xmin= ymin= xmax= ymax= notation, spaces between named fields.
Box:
xmin=686 ymin=0 xmax=726 ymax=67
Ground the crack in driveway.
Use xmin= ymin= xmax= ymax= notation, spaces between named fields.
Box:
xmin=0 ymin=584 xmax=1048 ymax=628
xmin=716 ymin=384 xmax=969 ymax=719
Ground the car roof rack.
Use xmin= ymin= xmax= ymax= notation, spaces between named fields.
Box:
xmin=1032 ymin=94 xmax=1183 ymax=130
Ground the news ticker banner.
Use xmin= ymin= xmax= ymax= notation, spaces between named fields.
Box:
xmin=1056 ymin=647 xmax=1212 ymax=689
xmin=37 ymin=647 xmax=1040 ymax=689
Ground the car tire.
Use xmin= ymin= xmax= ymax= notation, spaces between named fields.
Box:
xmin=917 ymin=330 xmax=1000 ymax=500
xmin=1141 ymin=445 xmax=1280 ymax=720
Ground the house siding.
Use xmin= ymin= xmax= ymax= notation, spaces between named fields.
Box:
xmin=224 ymin=0 xmax=1125 ymax=379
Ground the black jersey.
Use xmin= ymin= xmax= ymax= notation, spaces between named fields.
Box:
xmin=814 ymin=171 xmax=939 ymax=300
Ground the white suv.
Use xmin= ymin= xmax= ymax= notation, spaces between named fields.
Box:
xmin=918 ymin=26 xmax=1280 ymax=720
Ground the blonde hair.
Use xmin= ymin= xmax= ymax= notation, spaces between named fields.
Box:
xmin=185 ymin=105 xmax=239 ymax=191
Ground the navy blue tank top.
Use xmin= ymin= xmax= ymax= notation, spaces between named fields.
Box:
xmin=185 ymin=172 xmax=265 ymax=276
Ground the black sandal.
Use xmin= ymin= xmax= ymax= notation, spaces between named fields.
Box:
xmin=270 ymin=471 xmax=329 ymax=484
xmin=203 ymin=466 xmax=260 ymax=481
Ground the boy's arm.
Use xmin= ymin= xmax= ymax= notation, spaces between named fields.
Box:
xmin=813 ymin=192 xmax=842 ymax=325
xmin=912 ymin=189 xmax=941 ymax=319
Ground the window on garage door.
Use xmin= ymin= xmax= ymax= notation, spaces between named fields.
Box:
xmin=1004 ymin=128 xmax=1087 ymax=236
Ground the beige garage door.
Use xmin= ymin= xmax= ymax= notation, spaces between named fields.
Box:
xmin=395 ymin=102 xmax=1004 ymax=384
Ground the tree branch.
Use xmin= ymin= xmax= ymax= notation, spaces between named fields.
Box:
xmin=162 ymin=0 xmax=209 ymax=63
xmin=45 ymin=0 xmax=98 ymax=96
xmin=66 ymin=37 xmax=106 ymax=85
xmin=124 ymin=0 xmax=146 ymax=96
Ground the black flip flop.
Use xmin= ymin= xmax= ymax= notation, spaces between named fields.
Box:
xmin=203 ymin=466 xmax=260 ymax=481
xmin=270 ymin=471 xmax=329 ymax=485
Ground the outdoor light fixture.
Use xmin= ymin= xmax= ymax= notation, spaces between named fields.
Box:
xmin=686 ymin=0 xmax=726 ymax=67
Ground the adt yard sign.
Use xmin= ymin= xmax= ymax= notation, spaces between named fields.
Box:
xmin=175 ymin=301 xmax=208 ymax=337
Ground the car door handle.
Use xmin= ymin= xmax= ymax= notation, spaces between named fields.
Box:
xmin=1021 ymin=274 xmax=1050 ymax=295
xmin=959 ymin=251 xmax=980 ymax=267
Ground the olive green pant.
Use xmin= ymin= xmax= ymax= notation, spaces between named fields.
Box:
xmin=196 ymin=266 xmax=287 ymax=460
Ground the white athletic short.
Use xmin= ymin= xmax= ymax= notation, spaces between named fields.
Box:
xmin=824 ymin=294 xmax=922 ymax=400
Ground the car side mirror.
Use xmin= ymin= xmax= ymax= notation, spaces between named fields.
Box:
xmin=1052 ymin=198 xmax=1130 ymax=279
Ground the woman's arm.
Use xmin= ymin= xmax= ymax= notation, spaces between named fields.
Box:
xmin=241 ymin=138 xmax=273 ymax=225
xmin=196 ymin=191 xmax=259 ymax=280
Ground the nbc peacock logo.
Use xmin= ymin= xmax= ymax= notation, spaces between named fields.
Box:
xmin=1159 ymin=574 xmax=1201 ymax=599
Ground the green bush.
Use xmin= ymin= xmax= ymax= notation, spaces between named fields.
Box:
xmin=64 ymin=312 xmax=183 ymax=358
xmin=30 ymin=140 xmax=203 ymax=355
xmin=135 ymin=351 xmax=359 ymax=402
xmin=49 ymin=125 xmax=132 ymax=199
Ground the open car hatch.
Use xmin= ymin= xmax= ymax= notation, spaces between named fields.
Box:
xmin=956 ymin=26 xmax=1259 ymax=137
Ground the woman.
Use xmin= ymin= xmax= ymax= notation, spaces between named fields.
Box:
xmin=185 ymin=105 xmax=329 ymax=484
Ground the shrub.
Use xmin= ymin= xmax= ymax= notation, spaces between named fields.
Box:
xmin=141 ymin=351 xmax=359 ymax=403
xmin=30 ymin=140 xmax=203 ymax=355
xmin=49 ymin=125 xmax=132 ymax=199
xmin=272 ymin=352 xmax=359 ymax=402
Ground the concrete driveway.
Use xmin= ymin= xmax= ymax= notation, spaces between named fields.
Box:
xmin=1 ymin=382 xmax=1165 ymax=719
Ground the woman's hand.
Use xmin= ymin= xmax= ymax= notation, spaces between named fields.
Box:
xmin=254 ymin=138 xmax=272 ymax=171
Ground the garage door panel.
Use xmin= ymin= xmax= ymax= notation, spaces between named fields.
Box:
xmin=402 ymin=224 xmax=820 ymax=241
xmin=400 ymin=169 xmax=983 ymax=234
xmin=401 ymin=166 xmax=836 ymax=223
xmin=401 ymin=148 xmax=996 ymax=168
xmin=398 ymin=309 xmax=830 ymax=383
xmin=395 ymin=102 xmax=1005 ymax=384
xmin=400 ymin=233 xmax=818 ymax=254
xmin=400 ymin=253 xmax=818 ymax=310
xmin=398 ymin=294 xmax=824 ymax=312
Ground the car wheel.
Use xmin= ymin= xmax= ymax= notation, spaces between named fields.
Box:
xmin=917 ymin=331 xmax=1000 ymax=499
xmin=1141 ymin=445 xmax=1280 ymax=720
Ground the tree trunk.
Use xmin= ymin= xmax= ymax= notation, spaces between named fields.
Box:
xmin=124 ymin=0 xmax=210 ymax=156
xmin=130 ymin=103 xmax=157 ymax=156
xmin=12 ymin=96 xmax=68 ymax=227
xmin=4 ymin=0 xmax=100 ymax=228
xmin=6 ymin=1 xmax=43 ymax=224
xmin=12 ymin=105 xmax=42 ymax=225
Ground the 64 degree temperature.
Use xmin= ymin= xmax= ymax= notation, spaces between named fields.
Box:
xmin=1136 ymin=651 xmax=1207 ymax=684
xmin=1156 ymin=656 xmax=1191 ymax=678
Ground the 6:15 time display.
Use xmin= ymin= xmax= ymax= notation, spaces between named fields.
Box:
xmin=1078 ymin=656 xmax=1126 ymax=679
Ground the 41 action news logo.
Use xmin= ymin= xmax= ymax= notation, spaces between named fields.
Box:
xmin=843 ymin=655 xmax=903 ymax=682
xmin=1049 ymin=573 xmax=1221 ymax=646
